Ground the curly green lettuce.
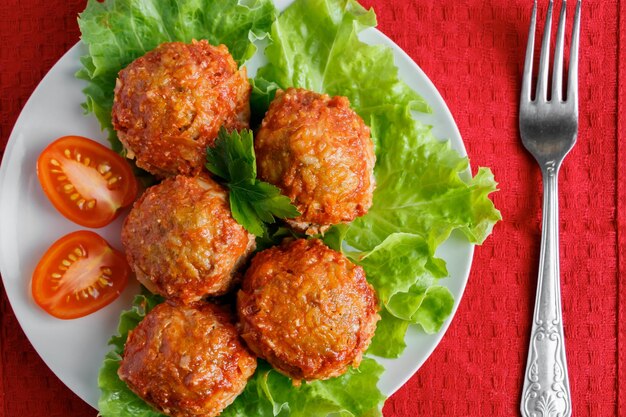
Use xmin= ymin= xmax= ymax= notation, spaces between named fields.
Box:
xmin=98 ymin=294 xmax=164 ymax=417
xmin=99 ymin=294 xmax=384 ymax=417
xmin=84 ymin=0 xmax=501 ymax=415
xmin=77 ymin=0 xmax=277 ymax=151
xmin=255 ymin=0 xmax=501 ymax=357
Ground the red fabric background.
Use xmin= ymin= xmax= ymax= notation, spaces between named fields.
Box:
xmin=0 ymin=1 xmax=622 ymax=416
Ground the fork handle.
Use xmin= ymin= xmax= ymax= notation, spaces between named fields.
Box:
xmin=520 ymin=162 xmax=572 ymax=417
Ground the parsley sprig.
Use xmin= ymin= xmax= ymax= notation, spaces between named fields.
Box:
xmin=206 ymin=128 xmax=300 ymax=236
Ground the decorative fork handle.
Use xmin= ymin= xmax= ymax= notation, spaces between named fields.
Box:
xmin=521 ymin=162 xmax=572 ymax=417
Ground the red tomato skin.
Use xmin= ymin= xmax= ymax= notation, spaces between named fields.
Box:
xmin=31 ymin=230 xmax=130 ymax=319
xmin=37 ymin=136 xmax=138 ymax=228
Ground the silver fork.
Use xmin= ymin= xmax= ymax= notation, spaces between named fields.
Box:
xmin=519 ymin=1 xmax=581 ymax=417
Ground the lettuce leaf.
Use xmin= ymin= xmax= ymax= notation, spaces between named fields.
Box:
xmin=256 ymin=0 xmax=429 ymax=116
xmin=84 ymin=0 xmax=501 ymax=414
xmin=258 ymin=0 xmax=501 ymax=357
xmin=367 ymin=309 xmax=409 ymax=358
xmin=99 ymin=294 xmax=384 ymax=417
xmin=256 ymin=0 xmax=499 ymax=248
xmin=223 ymin=359 xmax=384 ymax=417
xmin=345 ymin=233 xmax=453 ymax=357
xmin=77 ymin=0 xmax=277 ymax=150
xmin=346 ymin=233 xmax=447 ymax=306
xmin=98 ymin=294 xmax=165 ymax=417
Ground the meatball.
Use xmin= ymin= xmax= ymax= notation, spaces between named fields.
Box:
xmin=237 ymin=239 xmax=379 ymax=382
xmin=122 ymin=175 xmax=255 ymax=304
xmin=255 ymin=88 xmax=375 ymax=234
xmin=112 ymin=40 xmax=250 ymax=177
xmin=118 ymin=302 xmax=256 ymax=417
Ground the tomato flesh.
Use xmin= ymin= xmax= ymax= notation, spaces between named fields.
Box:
xmin=32 ymin=231 xmax=130 ymax=319
xmin=37 ymin=136 xmax=138 ymax=228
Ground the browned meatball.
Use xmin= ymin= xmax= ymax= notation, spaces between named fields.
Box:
xmin=237 ymin=239 xmax=379 ymax=382
xmin=112 ymin=40 xmax=250 ymax=177
xmin=122 ymin=175 xmax=255 ymax=304
xmin=118 ymin=302 xmax=256 ymax=417
xmin=255 ymin=88 xmax=375 ymax=234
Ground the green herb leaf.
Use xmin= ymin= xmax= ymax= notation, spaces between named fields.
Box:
xmin=206 ymin=128 xmax=257 ymax=182
xmin=255 ymin=224 xmax=300 ymax=252
xmin=206 ymin=128 xmax=300 ymax=236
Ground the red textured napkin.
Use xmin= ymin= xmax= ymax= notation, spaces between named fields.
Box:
xmin=0 ymin=1 xmax=622 ymax=416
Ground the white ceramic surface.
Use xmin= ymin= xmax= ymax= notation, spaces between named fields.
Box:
xmin=0 ymin=1 xmax=472 ymax=409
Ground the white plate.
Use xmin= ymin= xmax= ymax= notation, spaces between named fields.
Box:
xmin=0 ymin=1 xmax=472 ymax=410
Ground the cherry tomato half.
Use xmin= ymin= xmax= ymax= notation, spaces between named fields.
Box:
xmin=37 ymin=136 xmax=138 ymax=228
xmin=32 ymin=230 xmax=130 ymax=319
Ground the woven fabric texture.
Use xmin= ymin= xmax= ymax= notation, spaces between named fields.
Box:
xmin=0 ymin=1 xmax=621 ymax=416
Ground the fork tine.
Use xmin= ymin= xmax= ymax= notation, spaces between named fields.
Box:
xmin=552 ymin=1 xmax=567 ymax=101
xmin=521 ymin=0 xmax=537 ymax=102
xmin=536 ymin=0 xmax=554 ymax=101
xmin=567 ymin=0 xmax=581 ymax=104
